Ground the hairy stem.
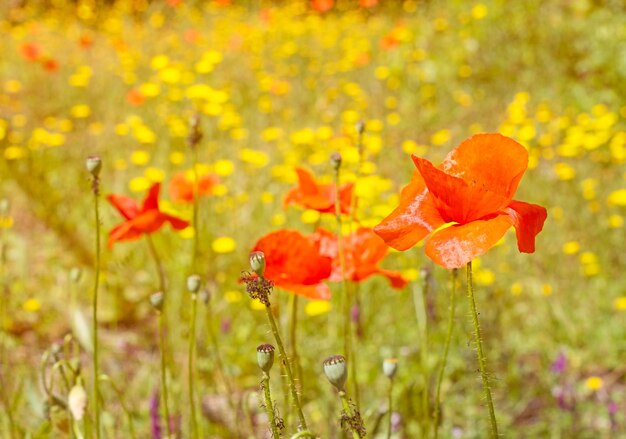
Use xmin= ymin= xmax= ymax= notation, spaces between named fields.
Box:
xmin=466 ymin=261 xmax=498 ymax=438
xmin=339 ymin=391 xmax=360 ymax=439
xmin=262 ymin=372 xmax=280 ymax=438
xmin=386 ymin=378 xmax=394 ymax=439
xmin=264 ymin=304 xmax=308 ymax=430
xmin=158 ymin=312 xmax=172 ymax=437
xmin=188 ymin=295 xmax=199 ymax=439
xmin=91 ymin=189 xmax=101 ymax=439
xmin=434 ymin=269 xmax=458 ymax=439
xmin=413 ymin=271 xmax=430 ymax=437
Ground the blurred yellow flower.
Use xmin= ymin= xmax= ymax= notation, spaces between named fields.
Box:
xmin=212 ymin=237 xmax=236 ymax=254
xmin=128 ymin=176 xmax=151 ymax=192
xmin=70 ymin=105 xmax=91 ymax=119
xmin=214 ymin=159 xmax=234 ymax=176
xmin=607 ymin=189 xmax=626 ymax=206
xmin=23 ymin=298 xmax=41 ymax=313
xmin=305 ymin=301 xmax=332 ymax=316
xmin=224 ymin=290 xmax=242 ymax=303
xmin=562 ymin=241 xmax=580 ymax=255
xmin=584 ymin=376 xmax=603 ymax=391
xmin=613 ymin=297 xmax=626 ymax=311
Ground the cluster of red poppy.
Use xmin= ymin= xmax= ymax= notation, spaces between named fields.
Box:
xmin=107 ymin=133 xmax=546 ymax=301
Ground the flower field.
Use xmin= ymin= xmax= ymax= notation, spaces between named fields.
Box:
xmin=1 ymin=0 xmax=626 ymax=438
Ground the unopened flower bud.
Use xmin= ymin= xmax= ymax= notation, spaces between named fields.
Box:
xmin=199 ymin=288 xmax=210 ymax=305
xmin=250 ymin=251 xmax=266 ymax=277
xmin=68 ymin=382 xmax=88 ymax=421
xmin=187 ymin=274 xmax=202 ymax=294
xmin=70 ymin=267 xmax=82 ymax=283
xmin=86 ymin=156 xmax=102 ymax=177
xmin=323 ymin=355 xmax=347 ymax=391
xmin=256 ymin=343 xmax=275 ymax=373
xmin=150 ymin=291 xmax=164 ymax=312
xmin=356 ymin=120 xmax=365 ymax=135
xmin=330 ymin=152 xmax=342 ymax=171
xmin=383 ymin=357 xmax=398 ymax=379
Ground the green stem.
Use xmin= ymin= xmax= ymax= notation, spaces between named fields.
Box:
xmin=433 ymin=269 xmax=458 ymax=439
xmin=339 ymin=391 xmax=360 ymax=439
xmin=413 ymin=271 xmax=430 ymax=437
xmin=387 ymin=379 xmax=393 ymax=439
xmin=92 ymin=189 xmax=101 ymax=439
xmin=100 ymin=376 xmax=137 ymax=439
xmin=191 ymin=147 xmax=200 ymax=272
xmin=466 ymin=261 xmax=498 ymax=438
xmin=188 ymin=294 xmax=199 ymax=439
xmin=158 ymin=312 xmax=172 ymax=437
xmin=289 ymin=294 xmax=302 ymax=390
xmin=262 ymin=372 xmax=280 ymax=438
xmin=264 ymin=304 xmax=308 ymax=430
xmin=147 ymin=235 xmax=166 ymax=294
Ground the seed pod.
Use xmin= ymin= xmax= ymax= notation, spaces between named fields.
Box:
xmin=68 ymin=382 xmax=88 ymax=421
xmin=256 ymin=343 xmax=275 ymax=373
xmin=383 ymin=357 xmax=398 ymax=379
xmin=323 ymin=355 xmax=347 ymax=391
xmin=150 ymin=291 xmax=164 ymax=312
xmin=187 ymin=274 xmax=202 ymax=294
xmin=86 ymin=156 xmax=102 ymax=177
xmin=249 ymin=251 xmax=266 ymax=277
xmin=330 ymin=152 xmax=342 ymax=171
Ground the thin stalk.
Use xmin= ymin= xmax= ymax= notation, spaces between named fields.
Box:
xmin=188 ymin=294 xmax=199 ymax=439
xmin=0 ymin=226 xmax=16 ymax=439
xmin=433 ymin=269 xmax=458 ymax=439
xmin=191 ymin=147 xmax=200 ymax=271
xmin=334 ymin=161 xmax=358 ymax=408
xmin=466 ymin=261 xmax=498 ymax=438
xmin=91 ymin=188 xmax=101 ymax=439
xmin=264 ymin=304 xmax=308 ymax=430
xmin=413 ymin=272 xmax=430 ymax=437
xmin=100 ymin=376 xmax=137 ymax=439
xmin=146 ymin=236 xmax=166 ymax=293
xmin=386 ymin=378 xmax=394 ymax=439
xmin=339 ymin=391 xmax=360 ymax=439
xmin=288 ymin=294 xmax=302 ymax=388
xmin=158 ymin=312 xmax=172 ymax=438
xmin=261 ymin=372 xmax=280 ymax=438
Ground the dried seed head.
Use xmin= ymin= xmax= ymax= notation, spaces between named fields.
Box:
xmin=86 ymin=156 xmax=102 ymax=177
xmin=256 ymin=343 xmax=275 ymax=373
xmin=330 ymin=152 xmax=342 ymax=171
xmin=383 ymin=357 xmax=398 ymax=379
xmin=150 ymin=291 xmax=164 ymax=312
xmin=249 ymin=251 xmax=266 ymax=277
xmin=323 ymin=355 xmax=347 ymax=391
xmin=68 ymin=382 xmax=88 ymax=421
xmin=187 ymin=274 xmax=202 ymax=294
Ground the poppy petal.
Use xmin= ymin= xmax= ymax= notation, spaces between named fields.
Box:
xmin=442 ymin=133 xmax=528 ymax=201
xmin=425 ymin=215 xmax=512 ymax=269
xmin=413 ymin=156 xmax=510 ymax=224
xmin=504 ymin=200 xmax=548 ymax=253
xmin=106 ymin=194 xmax=140 ymax=220
xmin=108 ymin=221 xmax=143 ymax=248
xmin=374 ymin=178 xmax=445 ymax=251
xmin=377 ymin=268 xmax=408 ymax=289
xmin=142 ymin=183 xmax=161 ymax=212
xmin=169 ymin=173 xmax=192 ymax=203
xmin=278 ymin=282 xmax=332 ymax=300
xmin=162 ymin=213 xmax=190 ymax=230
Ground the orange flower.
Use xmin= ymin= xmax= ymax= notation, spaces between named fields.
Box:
xmin=311 ymin=0 xmax=334 ymax=13
xmin=107 ymin=183 xmax=189 ymax=248
xmin=126 ymin=89 xmax=145 ymax=106
xmin=20 ymin=42 xmax=41 ymax=61
xmin=252 ymin=230 xmax=332 ymax=300
xmin=41 ymin=58 xmax=59 ymax=72
xmin=313 ymin=227 xmax=408 ymax=289
xmin=284 ymin=167 xmax=354 ymax=214
xmin=169 ymin=172 xmax=219 ymax=203
xmin=360 ymin=0 xmax=378 ymax=8
xmin=374 ymin=133 xmax=547 ymax=269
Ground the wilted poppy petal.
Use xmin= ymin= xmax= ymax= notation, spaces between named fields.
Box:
xmin=441 ymin=133 xmax=528 ymax=201
xmin=106 ymin=194 xmax=140 ymax=220
xmin=374 ymin=179 xmax=445 ymax=251
xmin=425 ymin=215 xmax=512 ymax=269
xmin=413 ymin=156 xmax=510 ymax=224
xmin=278 ymin=282 xmax=331 ymax=300
xmin=377 ymin=269 xmax=408 ymax=289
xmin=142 ymin=183 xmax=161 ymax=211
xmin=504 ymin=200 xmax=548 ymax=253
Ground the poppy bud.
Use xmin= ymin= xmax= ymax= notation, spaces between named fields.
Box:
xmin=323 ymin=355 xmax=347 ymax=391
xmin=70 ymin=267 xmax=82 ymax=283
xmin=383 ymin=357 xmax=398 ymax=379
xmin=256 ymin=343 xmax=275 ymax=373
xmin=356 ymin=120 xmax=365 ymax=135
xmin=150 ymin=291 xmax=164 ymax=312
xmin=187 ymin=274 xmax=202 ymax=294
xmin=330 ymin=152 xmax=342 ymax=171
xmin=249 ymin=251 xmax=266 ymax=277
xmin=86 ymin=156 xmax=102 ymax=177
xmin=68 ymin=381 xmax=88 ymax=421
xmin=198 ymin=288 xmax=210 ymax=305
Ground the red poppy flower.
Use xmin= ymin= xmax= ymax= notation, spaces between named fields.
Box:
xmin=251 ymin=230 xmax=332 ymax=300
xmin=169 ymin=172 xmax=219 ymax=203
xmin=20 ymin=42 xmax=41 ymax=61
xmin=41 ymin=58 xmax=59 ymax=72
xmin=312 ymin=0 xmax=334 ymax=13
xmin=107 ymin=183 xmax=189 ymax=248
xmin=312 ymin=227 xmax=407 ymax=289
xmin=374 ymin=133 xmax=547 ymax=269
xmin=126 ymin=89 xmax=145 ymax=106
xmin=284 ymin=167 xmax=354 ymax=214
xmin=360 ymin=0 xmax=378 ymax=8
